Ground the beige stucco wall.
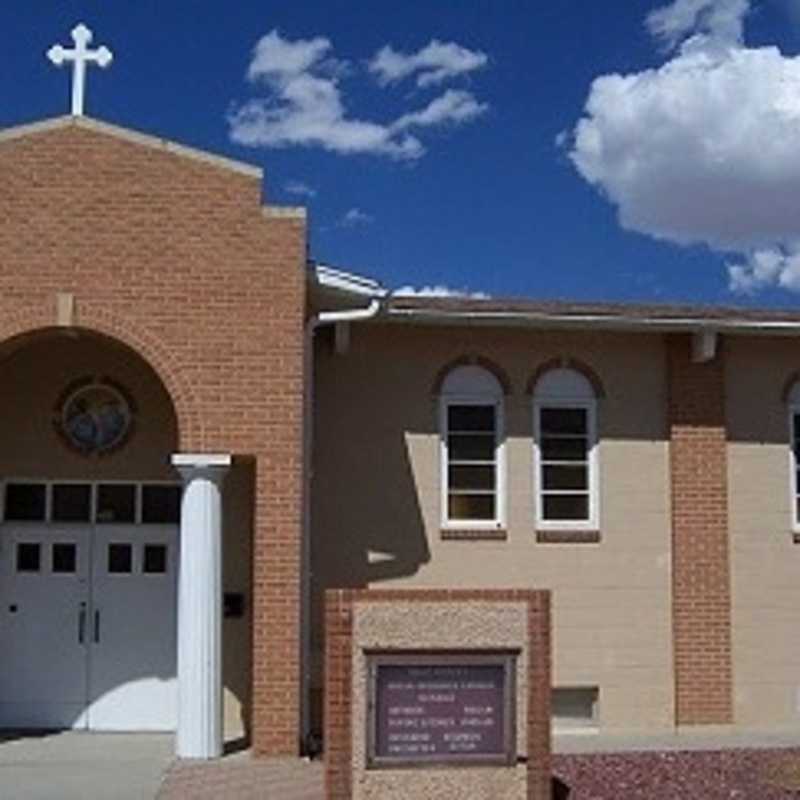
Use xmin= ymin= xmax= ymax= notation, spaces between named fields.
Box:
xmin=351 ymin=600 xmax=529 ymax=800
xmin=0 ymin=330 xmax=251 ymax=739
xmin=312 ymin=324 xmax=674 ymax=732
xmin=726 ymin=336 xmax=800 ymax=730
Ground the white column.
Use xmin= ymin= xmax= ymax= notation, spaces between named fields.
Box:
xmin=171 ymin=453 xmax=231 ymax=759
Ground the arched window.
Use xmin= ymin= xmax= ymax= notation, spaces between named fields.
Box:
xmin=533 ymin=367 xmax=598 ymax=528
xmin=439 ymin=365 xmax=505 ymax=528
xmin=788 ymin=381 xmax=800 ymax=529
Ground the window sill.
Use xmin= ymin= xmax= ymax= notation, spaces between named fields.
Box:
xmin=441 ymin=528 xmax=508 ymax=541
xmin=536 ymin=529 xmax=600 ymax=544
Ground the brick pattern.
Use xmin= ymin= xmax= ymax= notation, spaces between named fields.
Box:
xmin=430 ymin=354 xmax=513 ymax=396
xmin=535 ymin=529 xmax=600 ymax=544
xmin=440 ymin=528 xmax=508 ymax=540
xmin=526 ymin=356 xmax=606 ymax=398
xmin=0 ymin=121 xmax=306 ymax=755
xmin=323 ymin=589 xmax=552 ymax=800
xmin=667 ymin=334 xmax=733 ymax=725
xmin=159 ymin=755 xmax=324 ymax=800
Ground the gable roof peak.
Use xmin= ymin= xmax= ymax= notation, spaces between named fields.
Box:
xmin=0 ymin=115 xmax=262 ymax=179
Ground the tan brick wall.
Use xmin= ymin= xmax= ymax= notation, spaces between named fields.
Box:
xmin=667 ymin=334 xmax=733 ymax=725
xmin=726 ymin=336 xmax=800 ymax=728
xmin=313 ymin=324 xmax=674 ymax=733
xmin=0 ymin=120 xmax=306 ymax=754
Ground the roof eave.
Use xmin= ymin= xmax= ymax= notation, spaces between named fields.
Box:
xmin=310 ymin=262 xmax=388 ymax=298
xmin=384 ymin=306 xmax=800 ymax=336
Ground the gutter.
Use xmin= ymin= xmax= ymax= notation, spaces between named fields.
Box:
xmin=300 ymin=296 xmax=382 ymax=752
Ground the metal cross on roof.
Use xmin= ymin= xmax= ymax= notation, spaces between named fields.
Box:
xmin=47 ymin=24 xmax=113 ymax=117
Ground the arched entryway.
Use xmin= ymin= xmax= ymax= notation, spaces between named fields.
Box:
xmin=0 ymin=327 xmax=181 ymax=731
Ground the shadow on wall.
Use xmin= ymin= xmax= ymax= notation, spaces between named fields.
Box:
xmin=313 ymin=429 xmax=431 ymax=590
xmin=310 ymin=331 xmax=432 ymax=604
xmin=222 ymin=459 xmax=254 ymax=744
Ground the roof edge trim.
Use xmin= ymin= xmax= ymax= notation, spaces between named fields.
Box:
xmin=386 ymin=307 xmax=800 ymax=335
xmin=311 ymin=262 xmax=387 ymax=297
xmin=0 ymin=115 xmax=263 ymax=179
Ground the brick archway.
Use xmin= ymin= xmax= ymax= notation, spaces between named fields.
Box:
xmin=0 ymin=304 xmax=203 ymax=450
xmin=526 ymin=356 xmax=606 ymax=398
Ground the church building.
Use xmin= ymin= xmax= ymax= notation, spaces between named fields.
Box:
xmin=1 ymin=24 xmax=800 ymax=763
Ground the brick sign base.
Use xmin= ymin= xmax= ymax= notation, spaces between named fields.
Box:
xmin=324 ymin=589 xmax=552 ymax=800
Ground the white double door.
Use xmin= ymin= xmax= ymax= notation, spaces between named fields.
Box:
xmin=0 ymin=523 xmax=178 ymax=731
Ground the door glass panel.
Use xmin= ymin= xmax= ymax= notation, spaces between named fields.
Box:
xmin=52 ymin=543 xmax=77 ymax=574
xmin=108 ymin=543 xmax=133 ymax=574
xmin=97 ymin=484 xmax=136 ymax=523
xmin=16 ymin=543 xmax=41 ymax=572
xmin=5 ymin=483 xmax=46 ymax=521
xmin=143 ymin=544 xmax=168 ymax=574
xmin=52 ymin=484 xmax=91 ymax=522
xmin=142 ymin=485 xmax=180 ymax=524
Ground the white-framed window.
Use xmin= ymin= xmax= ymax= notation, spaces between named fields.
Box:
xmin=533 ymin=367 xmax=598 ymax=529
xmin=788 ymin=383 xmax=800 ymax=530
xmin=439 ymin=365 xmax=505 ymax=529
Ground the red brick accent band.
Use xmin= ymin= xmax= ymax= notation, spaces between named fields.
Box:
xmin=526 ymin=357 xmax=606 ymax=398
xmin=324 ymin=589 xmax=552 ymax=800
xmin=667 ymin=335 xmax=733 ymax=725
xmin=440 ymin=528 xmax=508 ymax=541
xmin=430 ymin=354 xmax=514 ymax=396
xmin=535 ymin=529 xmax=600 ymax=544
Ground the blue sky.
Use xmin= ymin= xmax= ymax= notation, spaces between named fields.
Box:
xmin=4 ymin=1 xmax=800 ymax=306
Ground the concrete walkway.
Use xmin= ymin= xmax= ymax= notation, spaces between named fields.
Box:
xmin=4 ymin=727 xmax=800 ymax=799
xmin=0 ymin=732 xmax=174 ymax=800
xmin=158 ymin=753 xmax=323 ymax=800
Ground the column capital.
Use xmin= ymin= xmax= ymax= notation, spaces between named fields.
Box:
xmin=171 ymin=453 xmax=231 ymax=481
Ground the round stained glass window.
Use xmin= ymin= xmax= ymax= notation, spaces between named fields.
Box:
xmin=59 ymin=379 xmax=133 ymax=455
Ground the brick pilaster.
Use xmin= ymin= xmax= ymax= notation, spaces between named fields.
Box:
xmin=668 ymin=334 xmax=733 ymax=725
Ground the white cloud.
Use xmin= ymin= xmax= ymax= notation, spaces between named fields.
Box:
xmin=393 ymin=284 xmax=490 ymax=299
xmin=248 ymin=30 xmax=334 ymax=80
xmin=727 ymin=247 xmax=800 ymax=293
xmin=229 ymin=30 xmax=488 ymax=160
xmin=646 ymin=0 xmax=750 ymax=52
xmin=284 ymin=180 xmax=317 ymax=198
xmin=339 ymin=208 xmax=373 ymax=227
xmin=369 ymin=40 xmax=488 ymax=87
xmin=392 ymin=89 xmax=487 ymax=131
xmin=567 ymin=0 xmax=800 ymax=293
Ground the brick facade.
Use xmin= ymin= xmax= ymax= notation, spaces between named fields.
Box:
xmin=324 ymin=589 xmax=552 ymax=800
xmin=0 ymin=117 xmax=306 ymax=754
xmin=667 ymin=334 xmax=733 ymax=725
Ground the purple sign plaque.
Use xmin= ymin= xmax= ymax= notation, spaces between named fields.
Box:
xmin=366 ymin=652 xmax=517 ymax=768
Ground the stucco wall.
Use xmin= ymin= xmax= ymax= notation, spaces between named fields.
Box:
xmin=0 ymin=331 xmax=251 ymax=738
xmin=312 ymin=323 xmax=673 ymax=732
xmin=726 ymin=336 xmax=800 ymax=729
